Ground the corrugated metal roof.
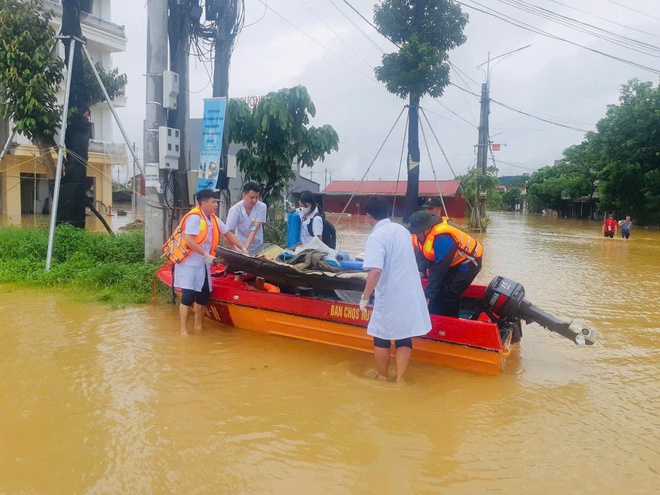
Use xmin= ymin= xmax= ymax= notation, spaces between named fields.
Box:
xmin=322 ymin=180 xmax=461 ymax=196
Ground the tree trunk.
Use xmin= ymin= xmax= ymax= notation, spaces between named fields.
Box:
xmin=404 ymin=93 xmax=421 ymax=222
xmin=33 ymin=136 xmax=58 ymax=180
xmin=59 ymin=0 xmax=90 ymax=229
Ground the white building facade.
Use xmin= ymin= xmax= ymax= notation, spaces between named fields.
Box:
xmin=0 ymin=0 xmax=127 ymax=221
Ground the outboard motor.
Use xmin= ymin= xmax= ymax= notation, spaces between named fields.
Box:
xmin=484 ymin=276 xmax=597 ymax=346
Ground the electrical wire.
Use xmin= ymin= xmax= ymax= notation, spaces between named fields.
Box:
xmin=492 ymin=0 xmax=660 ymax=57
xmin=546 ymin=0 xmax=660 ymax=39
xmin=255 ymin=0 xmax=385 ymax=87
xmin=326 ymin=0 xmax=386 ymax=54
xmin=455 ymin=0 xmax=660 ymax=74
xmin=605 ymin=0 xmax=660 ymax=22
xmin=301 ymin=0 xmax=375 ymax=70
xmin=450 ymin=82 xmax=594 ymax=132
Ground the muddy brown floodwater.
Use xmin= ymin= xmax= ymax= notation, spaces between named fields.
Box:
xmin=1 ymin=212 xmax=658 ymax=494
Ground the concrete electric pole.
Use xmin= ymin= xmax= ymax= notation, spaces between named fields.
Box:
xmin=475 ymin=44 xmax=531 ymax=226
xmin=144 ymin=0 xmax=169 ymax=259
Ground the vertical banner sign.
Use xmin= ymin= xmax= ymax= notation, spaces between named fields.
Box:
xmin=196 ymin=97 xmax=228 ymax=193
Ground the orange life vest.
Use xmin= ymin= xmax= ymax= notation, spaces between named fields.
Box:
xmin=162 ymin=207 xmax=221 ymax=263
xmin=413 ymin=221 xmax=483 ymax=267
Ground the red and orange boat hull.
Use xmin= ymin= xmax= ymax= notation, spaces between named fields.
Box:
xmin=156 ymin=266 xmax=512 ymax=375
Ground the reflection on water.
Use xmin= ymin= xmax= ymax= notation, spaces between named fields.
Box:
xmin=1 ymin=212 xmax=658 ymax=493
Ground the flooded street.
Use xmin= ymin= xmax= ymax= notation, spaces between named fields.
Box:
xmin=1 ymin=213 xmax=658 ymax=494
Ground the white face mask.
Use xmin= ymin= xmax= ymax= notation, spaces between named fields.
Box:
xmin=300 ymin=206 xmax=311 ymax=215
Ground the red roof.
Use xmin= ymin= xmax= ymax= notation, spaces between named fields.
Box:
xmin=322 ymin=180 xmax=461 ymax=197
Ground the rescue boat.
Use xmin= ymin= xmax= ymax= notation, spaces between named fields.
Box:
xmin=155 ymin=247 xmax=594 ymax=376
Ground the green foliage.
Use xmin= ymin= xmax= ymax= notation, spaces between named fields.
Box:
xmin=0 ymin=0 xmax=64 ymax=143
xmin=499 ymin=174 xmax=530 ymax=188
xmin=594 ymin=80 xmax=659 ymax=223
xmin=373 ymin=0 xmax=468 ymax=99
xmin=228 ymin=86 xmax=339 ymax=204
xmin=82 ymin=58 xmax=127 ymax=108
xmin=501 ymin=188 xmax=522 ymax=211
xmin=530 ymin=79 xmax=659 ymax=224
xmin=457 ymin=166 xmax=499 ymax=229
xmin=0 ymin=226 xmax=160 ymax=306
xmin=263 ymin=219 xmax=287 ymax=248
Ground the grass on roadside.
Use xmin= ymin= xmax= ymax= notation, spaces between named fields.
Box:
xmin=0 ymin=225 xmax=166 ymax=307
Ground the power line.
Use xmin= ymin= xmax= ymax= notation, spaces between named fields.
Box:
xmin=606 ymin=0 xmax=660 ymax=22
xmin=338 ymin=0 xmax=399 ymax=49
xmin=301 ymin=0 xmax=374 ymax=70
xmin=492 ymin=0 xmax=660 ymax=57
xmin=255 ymin=0 xmax=383 ymax=86
xmin=546 ymin=0 xmax=660 ymax=39
xmin=327 ymin=0 xmax=386 ymax=53
xmin=455 ymin=0 xmax=660 ymax=74
xmin=450 ymin=82 xmax=594 ymax=132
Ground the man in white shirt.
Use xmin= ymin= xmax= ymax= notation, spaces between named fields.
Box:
xmin=360 ymin=196 xmax=431 ymax=383
xmin=225 ymin=182 xmax=268 ymax=253
xmin=170 ymin=189 xmax=247 ymax=335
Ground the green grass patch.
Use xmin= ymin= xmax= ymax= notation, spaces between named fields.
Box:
xmin=0 ymin=225 xmax=166 ymax=307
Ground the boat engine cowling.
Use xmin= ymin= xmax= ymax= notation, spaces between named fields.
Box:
xmin=484 ymin=276 xmax=597 ymax=346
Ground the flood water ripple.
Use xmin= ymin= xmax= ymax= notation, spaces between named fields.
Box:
xmin=1 ymin=212 xmax=659 ymax=494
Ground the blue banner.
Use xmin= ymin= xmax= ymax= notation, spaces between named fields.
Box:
xmin=196 ymin=97 xmax=228 ymax=193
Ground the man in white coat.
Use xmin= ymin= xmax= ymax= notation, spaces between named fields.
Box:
xmin=360 ymin=196 xmax=432 ymax=383
xmin=225 ymin=181 xmax=268 ymax=253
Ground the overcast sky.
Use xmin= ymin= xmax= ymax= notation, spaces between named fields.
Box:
xmin=110 ymin=0 xmax=659 ymax=186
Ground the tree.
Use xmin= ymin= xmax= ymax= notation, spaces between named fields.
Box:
xmin=374 ymin=0 xmax=468 ymax=221
xmin=0 ymin=0 xmax=126 ymax=227
xmin=501 ymin=188 xmax=522 ymax=211
xmin=0 ymin=0 xmax=64 ymax=179
xmin=561 ymin=140 xmax=601 ymax=218
xmin=458 ymin=165 xmax=498 ymax=229
xmin=594 ymin=79 xmax=659 ymax=224
xmin=227 ymin=86 xmax=339 ymax=205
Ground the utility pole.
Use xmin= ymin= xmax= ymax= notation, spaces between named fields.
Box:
xmin=144 ymin=0 xmax=169 ymax=259
xmin=213 ymin=0 xmax=239 ymax=218
xmin=324 ymin=169 xmax=328 ymax=189
xmin=168 ymin=0 xmax=197 ymax=214
xmin=476 ymin=81 xmax=490 ymax=220
xmin=475 ymin=44 xmax=531 ymax=227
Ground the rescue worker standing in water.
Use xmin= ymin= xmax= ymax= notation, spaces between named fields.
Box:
xmin=408 ymin=211 xmax=483 ymax=318
xmin=164 ymin=189 xmax=248 ymax=335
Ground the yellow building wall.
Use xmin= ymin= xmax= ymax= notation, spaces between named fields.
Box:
xmin=0 ymin=145 xmax=124 ymax=219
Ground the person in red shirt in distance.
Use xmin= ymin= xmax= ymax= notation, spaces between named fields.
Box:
xmin=603 ymin=214 xmax=617 ymax=238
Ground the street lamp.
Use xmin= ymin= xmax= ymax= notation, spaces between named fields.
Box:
xmin=477 ymin=44 xmax=532 ymax=88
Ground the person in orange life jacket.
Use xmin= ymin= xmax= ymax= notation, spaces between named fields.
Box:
xmin=603 ymin=214 xmax=617 ymax=238
xmin=408 ymin=211 xmax=483 ymax=318
xmin=174 ymin=189 xmax=247 ymax=335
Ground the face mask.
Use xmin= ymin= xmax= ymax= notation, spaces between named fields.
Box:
xmin=300 ymin=206 xmax=311 ymax=215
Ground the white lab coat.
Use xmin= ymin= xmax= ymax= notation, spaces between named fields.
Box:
xmin=362 ymin=219 xmax=431 ymax=340
xmin=225 ymin=200 xmax=267 ymax=247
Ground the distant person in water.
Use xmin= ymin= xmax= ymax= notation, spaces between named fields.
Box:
xmin=618 ymin=215 xmax=632 ymax=239
xmin=603 ymin=214 xmax=617 ymax=238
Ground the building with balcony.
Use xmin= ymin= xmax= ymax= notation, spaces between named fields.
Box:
xmin=0 ymin=0 xmax=127 ymax=221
